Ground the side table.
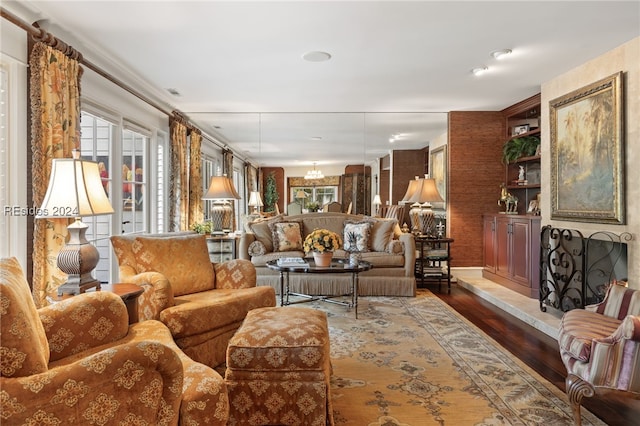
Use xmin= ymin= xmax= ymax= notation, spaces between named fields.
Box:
xmin=415 ymin=237 xmax=454 ymax=293
xmin=48 ymin=283 xmax=144 ymax=324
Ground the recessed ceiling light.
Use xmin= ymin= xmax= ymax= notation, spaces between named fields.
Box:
xmin=471 ymin=66 xmax=488 ymax=76
xmin=491 ymin=49 xmax=512 ymax=60
xmin=166 ymin=88 xmax=181 ymax=96
xmin=302 ymin=51 xmax=332 ymax=62
xmin=310 ymin=136 xmax=323 ymax=140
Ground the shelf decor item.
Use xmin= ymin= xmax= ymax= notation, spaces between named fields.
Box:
xmin=501 ymin=135 xmax=540 ymax=164
xmin=36 ymin=157 xmax=114 ymax=295
xmin=550 ymin=71 xmax=624 ymax=224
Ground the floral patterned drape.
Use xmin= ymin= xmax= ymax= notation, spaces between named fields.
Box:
xmin=188 ymin=130 xmax=203 ymax=227
xmin=169 ymin=118 xmax=188 ymax=231
xmin=30 ymin=42 xmax=83 ymax=307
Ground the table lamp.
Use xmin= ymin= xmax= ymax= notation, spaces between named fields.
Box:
xmin=372 ymin=194 xmax=382 ymax=216
xmin=248 ymin=191 xmax=264 ymax=214
xmin=37 ymin=158 xmax=114 ymax=295
xmin=203 ymin=175 xmax=241 ymax=234
xmin=296 ymin=190 xmax=308 ymax=208
xmin=401 ymin=175 xmax=443 ymax=236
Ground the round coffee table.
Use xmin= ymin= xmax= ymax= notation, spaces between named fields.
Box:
xmin=266 ymin=258 xmax=372 ymax=318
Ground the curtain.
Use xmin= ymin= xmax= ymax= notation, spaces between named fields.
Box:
xmin=188 ymin=129 xmax=203 ymax=227
xmin=30 ymin=42 xmax=83 ymax=307
xmin=222 ymin=149 xmax=236 ymax=229
xmin=169 ymin=118 xmax=188 ymax=231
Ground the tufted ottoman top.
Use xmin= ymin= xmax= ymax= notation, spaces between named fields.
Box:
xmin=227 ymin=307 xmax=330 ymax=372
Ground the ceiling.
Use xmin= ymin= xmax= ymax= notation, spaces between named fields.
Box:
xmin=7 ymin=1 xmax=639 ymax=168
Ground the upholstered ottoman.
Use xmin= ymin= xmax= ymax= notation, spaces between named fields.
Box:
xmin=225 ymin=307 xmax=334 ymax=425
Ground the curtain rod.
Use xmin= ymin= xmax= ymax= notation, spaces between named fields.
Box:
xmin=1 ymin=6 xmax=249 ymax=162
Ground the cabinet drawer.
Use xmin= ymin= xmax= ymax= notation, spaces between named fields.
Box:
xmin=209 ymin=253 xmax=234 ymax=263
xmin=208 ymin=241 xmax=234 ymax=252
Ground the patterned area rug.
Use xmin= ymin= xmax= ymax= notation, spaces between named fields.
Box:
xmin=306 ymin=289 xmax=605 ymax=426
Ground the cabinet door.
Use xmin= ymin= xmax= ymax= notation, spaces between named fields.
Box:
xmin=510 ymin=218 xmax=531 ymax=285
xmin=495 ymin=217 xmax=511 ymax=278
xmin=483 ymin=216 xmax=496 ymax=273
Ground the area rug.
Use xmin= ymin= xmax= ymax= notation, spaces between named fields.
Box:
xmin=306 ymin=289 xmax=605 ymax=426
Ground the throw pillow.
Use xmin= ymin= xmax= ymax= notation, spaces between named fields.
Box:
xmin=248 ymin=214 xmax=283 ymax=253
xmin=369 ymin=219 xmax=398 ymax=252
xmin=133 ymin=234 xmax=215 ymax=296
xmin=343 ymin=222 xmax=372 ymax=252
xmin=387 ymin=239 xmax=405 ymax=254
xmin=269 ymin=221 xmax=304 ymax=252
xmin=248 ymin=240 xmax=267 ymax=256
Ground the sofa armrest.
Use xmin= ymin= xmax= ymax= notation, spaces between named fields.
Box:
xmin=214 ymin=259 xmax=257 ymax=289
xmin=120 ymin=271 xmax=175 ymax=321
xmin=1 ymin=341 xmax=183 ymax=425
xmin=399 ymin=233 xmax=416 ymax=277
xmin=238 ymin=233 xmax=256 ymax=260
xmin=38 ymin=292 xmax=129 ymax=361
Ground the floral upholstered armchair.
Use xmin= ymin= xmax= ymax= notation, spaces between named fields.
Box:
xmin=110 ymin=232 xmax=276 ymax=368
xmin=558 ymin=281 xmax=640 ymax=426
xmin=0 ymin=257 xmax=230 ymax=425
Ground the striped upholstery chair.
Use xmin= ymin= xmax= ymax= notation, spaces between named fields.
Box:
xmin=558 ymin=281 xmax=640 ymax=425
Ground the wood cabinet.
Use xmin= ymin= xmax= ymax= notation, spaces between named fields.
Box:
xmin=483 ymin=214 xmax=541 ymax=298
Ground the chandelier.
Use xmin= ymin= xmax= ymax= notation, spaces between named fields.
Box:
xmin=304 ymin=162 xmax=324 ymax=180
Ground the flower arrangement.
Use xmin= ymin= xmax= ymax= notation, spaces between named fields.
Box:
xmin=191 ymin=221 xmax=213 ymax=234
xmin=303 ymin=228 xmax=342 ymax=253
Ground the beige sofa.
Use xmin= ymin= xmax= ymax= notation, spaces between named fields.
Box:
xmin=239 ymin=212 xmax=416 ymax=297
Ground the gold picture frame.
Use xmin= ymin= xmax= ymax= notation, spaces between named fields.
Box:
xmin=429 ymin=145 xmax=447 ymax=208
xmin=550 ymin=72 xmax=625 ymax=224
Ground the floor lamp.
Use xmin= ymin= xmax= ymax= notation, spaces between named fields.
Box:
xmin=401 ymin=175 xmax=444 ymax=237
xmin=203 ymin=175 xmax=241 ymax=234
xmin=37 ymin=158 xmax=114 ymax=295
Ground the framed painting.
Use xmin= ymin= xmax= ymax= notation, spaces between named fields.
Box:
xmin=429 ymin=145 xmax=447 ymax=209
xmin=550 ymin=71 xmax=624 ymax=224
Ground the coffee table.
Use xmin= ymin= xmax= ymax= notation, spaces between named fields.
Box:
xmin=266 ymin=259 xmax=372 ymax=318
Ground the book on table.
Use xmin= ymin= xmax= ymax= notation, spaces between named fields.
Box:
xmin=276 ymin=257 xmax=309 ymax=267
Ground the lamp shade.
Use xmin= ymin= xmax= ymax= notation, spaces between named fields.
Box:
xmin=405 ymin=178 xmax=444 ymax=204
xmin=202 ymin=176 xmax=241 ymax=200
xmin=37 ymin=159 xmax=114 ymax=218
xmin=296 ymin=190 xmax=308 ymax=199
xmin=372 ymin=194 xmax=382 ymax=206
xmin=400 ymin=176 xmax=422 ymax=203
xmin=248 ymin=191 xmax=264 ymax=207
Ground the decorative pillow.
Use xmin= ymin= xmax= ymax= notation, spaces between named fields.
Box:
xmin=343 ymin=222 xmax=372 ymax=252
xmin=248 ymin=240 xmax=267 ymax=257
xmin=248 ymin=214 xmax=283 ymax=253
xmin=133 ymin=234 xmax=215 ymax=296
xmin=370 ymin=219 xmax=398 ymax=252
xmin=0 ymin=257 xmax=50 ymax=377
xmin=387 ymin=239 xmax=405 ymax=254
xmin=269 ymin=221 xmax=304 ymax=252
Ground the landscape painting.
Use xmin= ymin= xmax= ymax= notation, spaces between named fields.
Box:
xmin=550 ymin=72 xmax=624 ymax=224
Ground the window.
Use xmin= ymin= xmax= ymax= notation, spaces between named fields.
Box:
xmin=80 ymin=112 xmax=115 ymax=283
xmin=291 ymin=186 xmax=338 ymax=210
xmin=121 ymin=127 xmax=149 ymax=234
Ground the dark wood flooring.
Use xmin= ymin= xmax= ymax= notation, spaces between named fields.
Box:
xmin=431 ymin=284 xmax=640 ymax=426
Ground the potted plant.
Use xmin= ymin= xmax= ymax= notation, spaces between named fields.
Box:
xmin=303 ymin=228 xmax=342 ymax=267
xmin=306 ymin=201 xmax=320 ymax=212
xmin=191 ymin=221 xmax=213 ymax=235
xmin=502 ymin=135 xmax=540 ymax=164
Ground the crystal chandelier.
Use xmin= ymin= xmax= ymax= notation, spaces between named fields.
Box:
xmin=304 ymin=162 xmax=324 ymax=180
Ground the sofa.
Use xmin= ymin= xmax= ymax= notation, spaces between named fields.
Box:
xmin=557 ymin=280 xmax=640 ymax=426
xmin=239 ymin=212 xmax=416 ymax=297
xmin=110 ymin=232 xmax=276 ymax=368
xmin=0 ymin=257 xmax=229 ymax=425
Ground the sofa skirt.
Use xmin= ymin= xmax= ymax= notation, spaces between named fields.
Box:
xmin=256 ymin=267 xmax=416 ymax=297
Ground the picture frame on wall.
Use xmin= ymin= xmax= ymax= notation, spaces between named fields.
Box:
xmin=429 ymin=145 xmax=447 ymax=209
xmin=513 ymin=124 xmax=530 ymax=135
xmin=550 ymin=71 xmax=625 ymax=224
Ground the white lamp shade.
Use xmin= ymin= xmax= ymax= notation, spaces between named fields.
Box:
xmin=203 ymin=176 xmax=241 ymax=200
xmin=37 ymin=159 xmax=114 ymax=218
xmin=248 ymin=191 xmax=264 ymax=207
xmin=372 ymin=194 xmax=382 ymax=205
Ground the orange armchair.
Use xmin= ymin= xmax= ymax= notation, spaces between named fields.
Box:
xmin=110 ymin=232 xmax=276 ymax=368
xmin=0 ymin=256 xmax=230 ymax=425
xmin=558 ymin=281 xmax=640 ymax=425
